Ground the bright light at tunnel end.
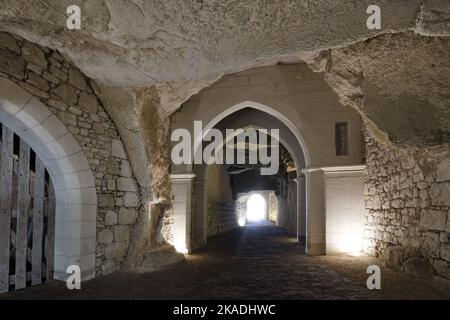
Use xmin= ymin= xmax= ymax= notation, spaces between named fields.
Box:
xmin=246 ymin=194 xmax=266 ymax=221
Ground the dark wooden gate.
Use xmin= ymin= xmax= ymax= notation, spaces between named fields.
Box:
xmin=0 ymin=123 xmax=55 ymax=293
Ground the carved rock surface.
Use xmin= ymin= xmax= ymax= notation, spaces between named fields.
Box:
xmin=0 ymin=0 xmax=440 ymax=86
xmin=1 ymin=1 xmax=449 ymax=147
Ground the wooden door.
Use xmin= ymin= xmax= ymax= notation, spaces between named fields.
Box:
xmin=0 ymin=123 xmax=55 ymax=293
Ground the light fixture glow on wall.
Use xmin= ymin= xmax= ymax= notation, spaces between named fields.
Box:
xmin=174 ymin=237 xmax=188 ymax=254
xmin=337 ymin=234 xmax=363 ymax=255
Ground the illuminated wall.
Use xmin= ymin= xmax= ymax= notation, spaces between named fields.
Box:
xmin=324 ymin=167 xmax=365 ymax=254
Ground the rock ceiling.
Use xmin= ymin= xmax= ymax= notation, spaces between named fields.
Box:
xmin=0 ymin=0 xmax=447 ymax=86
xmin=0 ymin=0 xmax=449 ymax=147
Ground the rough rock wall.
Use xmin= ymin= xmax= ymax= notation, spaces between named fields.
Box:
xmin=134 ymin=88 xmax=171 ymax=202
xmin=306 ymin=32 xmax=450 ymax=148
xmin=363 ymin=121 xmax=450 ymax=286
xmin=0 ymin=32 xmax=140 ymax=275
xmin=303 ymin=31 xmax=450 ymax=287
xmin=2 ymin=0 xmax=443 ymax=86
xmin=122 ymin=83 xmax=211 ymax=269
xmin=117 ymin=87 xmax=173 ymax=272
xmin=94 ymin=82 xmax=210 ymax=270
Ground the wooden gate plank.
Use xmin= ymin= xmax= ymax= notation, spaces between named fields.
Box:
xmin=10 ymin=230 xmax=32 ymax=263
xmin=0 ymin=126 xmax=14 ymax=293
xmin=46 ymin=180 xmax=55 ymax=280
xmin=15 ymin=139 xmax=30 ymax=290
xmin=31 ymin=157 xmax=45 ymax=285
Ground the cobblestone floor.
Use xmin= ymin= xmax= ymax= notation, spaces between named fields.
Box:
xmin=1 ymin=222 xmax=448 ymax=299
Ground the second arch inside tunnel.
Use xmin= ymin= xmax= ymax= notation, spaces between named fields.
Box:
xmin=170 ymin=64 xmax=366 ymax=257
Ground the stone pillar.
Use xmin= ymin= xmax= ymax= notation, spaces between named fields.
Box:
xmin=295 ymin=175 xmax=306 ymax=246
xmin=302 ymin=168 xmax=325 ymax=255
xmin=302 ymin=165 xmax=366 ymax=256
xmin=170 ymin=173 xmax=195 ymax=253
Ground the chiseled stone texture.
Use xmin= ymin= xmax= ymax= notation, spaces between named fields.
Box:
xmin=363 ymin=122 xmax=450 ymax=283
xmin=310 ymin=32 xmax=450 ymax=149
xmin=2 ymin=2 xmax=448 ymax=151
xmin=2 ymin=0 xmax=448 ymax=87
xmin=0 ymin=32 xmax=141 ymax=276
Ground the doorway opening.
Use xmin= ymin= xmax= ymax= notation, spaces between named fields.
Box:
xmin=246 ymin=193 xmax=266 ymax=221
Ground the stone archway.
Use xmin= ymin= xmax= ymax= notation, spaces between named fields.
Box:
xmin=193 ymin=100 xmax=322 ymax=166
xmin=172 ymin=99 xmax=323 ymax=253
xmin=171 ymin=63 xmax=367 ymax=257
xmin=192 ymin=115 xmax=307 ymax=249
xmin=0 ymin=78 xmax=97 ymax=281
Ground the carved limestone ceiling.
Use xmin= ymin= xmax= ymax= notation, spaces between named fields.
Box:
xmin=312 ymin=32 xmax=450 ymax=147
xmin=0 ymin=0 xmax=447 ymax=86
xmin=1 ymin=0 xmax=449 ymax=148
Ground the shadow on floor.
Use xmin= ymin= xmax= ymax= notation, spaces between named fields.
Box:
xmin=1 ymin=223 xmax=448 ymax=300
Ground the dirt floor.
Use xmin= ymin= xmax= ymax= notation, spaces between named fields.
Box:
xmin=1 ymin=222 xmax=449 ymax=300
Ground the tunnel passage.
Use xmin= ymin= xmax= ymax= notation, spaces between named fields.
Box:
xmin=170 ymin=63 xmax=366 ymax=257
xmin=189 ymin=106 xmax=307 ymax=250
xmin=0 ymin=0 xmax=449 ymax=297
xmin=203 ymin=126 xmax=299 ymax=240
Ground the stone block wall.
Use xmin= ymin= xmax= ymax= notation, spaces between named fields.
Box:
xmin=207 ymin=201 xmax=237 ymax=237
xmin=236 ymin=195 xmax=247 ymax=223
xmin=0 ymin=32 xmax=140 ymax=275
xmin=268 ymin=191 xmax=278 ymax=222
xmin=363 ymin=123 xmax=450 ymax=285
xmin=286 ymin=180 xmax=297 ymax=234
